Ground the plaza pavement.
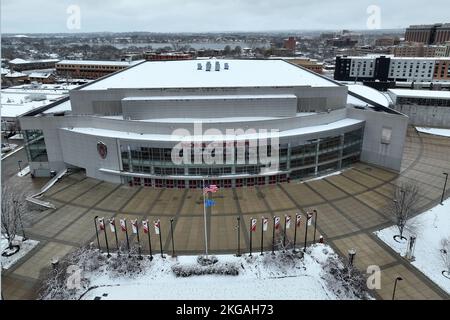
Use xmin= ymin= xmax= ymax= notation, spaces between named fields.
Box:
xmin=2 ymin=127 xmax=450 ymax=300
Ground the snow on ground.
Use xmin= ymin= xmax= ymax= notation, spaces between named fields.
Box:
xmin=1 ymin=236 xmax=39 ymax=270
xmin=80 ymin=244 xmax=366 ymax=300
xmin=8 ymin=133 xmax=24 ymax=140
xmin=416 ymin=127 xmax=450 ymax=138
xmin=299 ymin=168 xmax=349 ymax=183
xmin=375 ymin=199 xmax=450 ymax=294
xmin=17 ymin=165 xmax=30 ymax=177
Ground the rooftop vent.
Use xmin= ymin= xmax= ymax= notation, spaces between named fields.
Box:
xmin=215 ymin=61 xmax=220 ymax=71
xmin=224 ymin=62 xmax=229 ymax=70
xmin=205 ymin=61 xmax=211 ymax=71
xmin=197 ymin=63 xmax=202 ymax=70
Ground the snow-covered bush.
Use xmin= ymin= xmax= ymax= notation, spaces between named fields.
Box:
xmin=172 ymin=259 xmax=239 ymax=277
xmin=106 ymin=245 xmax=144 ymax=278
xmin=197 ymin=255 xmax=218 ymax=266
xmin=39 ymin=245 xmax=105 ymax=300
xmin=321 ymin=254 xmax=371 ymax=300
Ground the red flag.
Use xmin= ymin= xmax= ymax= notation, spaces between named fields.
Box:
xmin=274 ymin=216 xmax=280 ymax=230
xmin=250 ymin=218 xmax=257 ymax=232
xmin=98 ymin=217 xmax=105 ymax=231
xmin=142 ymin=219 xmax=149 ymax=234
xmin=296 ymin=214 xmax=301 ymax=227
xmin=285 ymin=215 xmax=291 ymax=229
xmin=119 ymin=219 xmax=127 ymax=232
xmin=154 ymin=219 xmax=160 ymax=235
xmin=262 ymin=217 xmax=268 ymax=231
xmin=203 ymin=184 xmax=219 ymax=194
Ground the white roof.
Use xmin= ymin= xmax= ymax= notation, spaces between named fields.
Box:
xmin=347 ymin=84 xmax=391 ymax=107
xmin=57 ymin=59 xmax=143 ymax=67
xmin=388 ymin=89 xmax=450 ymax=100
xmin=62 ymin=118 xmax=363 ymax=142
xmin=28 ymin=72 xmax=53 ymax=78
xmin=43 ymin=99 xmax=72 ymax=114
xmin=9 ymin=58 xmax=59 ymax=64
xmin=83 ymin=59 xmax=337 ymax=91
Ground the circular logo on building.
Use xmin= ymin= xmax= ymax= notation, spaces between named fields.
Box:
xmin=97 ymin=141 xmax=107 ymax=159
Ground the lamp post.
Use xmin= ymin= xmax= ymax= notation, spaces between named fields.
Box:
xmin=392 ymin=277 xmax=403 ymax=300
xmin=170 ymin=218 xmax=175 ymax=257
xmin=348 ymin=248 xmax=356 ymax=266
xmin=441 ymin=172 xmax=448 ymax=205
xmin=18 ymin=160 xmax=23 ymax=173
xmin=94 ymin=216 xmax=100 ymax=251
xmin=236 ymin=216 xmax=241 ymax=257
xmin=313 ymin=209 xmax=318 ymax=244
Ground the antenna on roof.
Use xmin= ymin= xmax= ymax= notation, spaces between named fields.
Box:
xmin=215 ymin=61 xmax=220 ymax=71
xmin=205 ymin=61 xmax=211 ymax=72
xmin=224 ymin=62 xmax=229 ymax=70
xmin=197 ymin=63 xmax=202 ymax=70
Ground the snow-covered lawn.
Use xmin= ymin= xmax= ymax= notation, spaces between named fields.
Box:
xmin=1 ymin=236 xmax=39 ymax=270
xmin=416 ymin=127 xmax=450 ymax=138
xmin=73 ymin=244 xmax=371 ymax=300
xmin=375 ymin=199 xmax=450 ymax=294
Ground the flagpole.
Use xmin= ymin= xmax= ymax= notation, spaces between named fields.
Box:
xmin=112 ymin=218 xmax=119 ymax=255
xmin=124 ymin=219 xmax=131 ymax=257
xmin=249 ymin=218 xmax=253 ymax=257
xmin=135 ymin=221 xmax=143 ymax=260
xmin=260 ymin=217 xmax=264 ymax=256
xmin=203 ymin=178 xmax=208 ymax=257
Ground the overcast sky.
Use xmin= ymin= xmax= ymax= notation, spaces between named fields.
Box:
xmin=1 ymin=0 xmax=449 ymax=34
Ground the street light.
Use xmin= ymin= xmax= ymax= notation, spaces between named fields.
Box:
xmin=348 ymin=248 xmax=356 ymax=266
xmin=392 ymin=276 xmax=403 ymax=300
xmin=440 ymin=173 xmax=448 ymax=205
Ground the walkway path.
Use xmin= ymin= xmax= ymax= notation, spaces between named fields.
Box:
xmin=2 ymin=127 xmax=449 ymax=300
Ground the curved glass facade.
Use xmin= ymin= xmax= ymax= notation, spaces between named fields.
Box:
xmin=118 ymin=127 xmax=364 ymax=188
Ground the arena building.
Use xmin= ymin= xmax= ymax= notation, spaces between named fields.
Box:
xmin=19 ymin=59 xmax=408 ymax=188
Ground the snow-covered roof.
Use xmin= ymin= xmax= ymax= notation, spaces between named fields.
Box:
xmin=347 ymin=84 xmax=391 ymax=107
xmin=122 ymin=94 xmax=297 ymax=102
xmin=388 ymin=89 xmax=450 ymax=100
xmin=28 ymin=72 xmax=53 ymax=78
xmin=62 ymin=118 xmax=363 ymax=142
xmin=57 ymin=59 xmax=144 ymax=67
xmin=9 ymin=58 xmax=59 ymax=64
xmin=83 ymin=59 xmax=338 ymax=91
xmin=43 ymin=99 xmax=72 ymax=114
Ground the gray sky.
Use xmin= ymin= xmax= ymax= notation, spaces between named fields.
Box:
xmin=1 ymin=0 xmax=449 ymax=34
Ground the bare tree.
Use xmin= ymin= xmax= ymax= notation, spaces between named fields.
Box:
xmin=389 ymin=183 xmax=420 ymax=241
xmin=1 ymin=184 xmax=27 ymax=251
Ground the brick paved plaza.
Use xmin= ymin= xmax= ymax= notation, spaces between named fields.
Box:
xmin=2 ymin=127 xmax=450 ymax=300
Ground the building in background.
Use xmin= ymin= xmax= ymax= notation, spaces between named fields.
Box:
xmin=8 ymin=58 xmax=59 ymax=72
xmin=144 ymin=52 xmax=193 ymax=61
xmin=20 ymin=59 xmax=407 ymax=186
xmin=28 ymin=72 xmax=56 ymax=84
xmin=375 ymin=36 xmax=400 ymax=47
xmin=283 ymin=37 xmax=296 ymax=52
xmin=282 ymin=58 xmax=323 ymax=74
xmin=405 ymin=23 xmax=450 ymax=44
xmin=56 ymin=60 xmax=143 ymax=80
xmin=334 ymin=55 xmax=450 ymax=83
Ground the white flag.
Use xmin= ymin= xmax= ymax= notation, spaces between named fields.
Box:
xmin=131 ymin=219 xmax=138 ymax=234
xmin=251 ymin=218 xmax=257 ymax=232
xmin=98 ymin=217 xmax=105 ymax=231
xmin=285 ymin=215 xmax=291 ymax=229
xmin=296 ymin=214 xmax=301 ymax=227
xmin=120 ymin=219 xmax=127 ymax=232
xmin=307 ymin=212 xmax=313 ymax=226
xmin=109 ymin=218 xmax=116 ymax=233
xmin=154 ymin=219 xmax=160 ymax=235
xmin=262 ymin=217 xmax=268 ymax=232
xmin=274 ymin=216 xmax=280 ymax=230
xmin=142 ymin=219 xmax=149 ymax=234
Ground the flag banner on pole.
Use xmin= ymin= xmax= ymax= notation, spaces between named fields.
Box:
xmin=251 ymin=218 xmax=257 ymax=232
xmin=119 ymin=219 xmax=127 ymax=232
xmin=109 ymin=218 xmax=116 ymax=233
xmin=154 ymin=219 xmax=160 ymax=235
xmin=203 ymin=184 xmax=219 ymax=194
xmin=98 ymin=217 xmax=105 ymax=231
xmin=296 ymin=214 xmax=301 ymax=227
xmin=205 ymin=199 xmax=216 ymax=208
xmin=142 ymin=219 xmax=149 ymax=234
xmin=262 ymin=217 xmax=268 ymax=231
xmin=285 ymin=215 xmax=291 ymax=229
xmin=274 ymin=216 xmax=280 ymax=230
xmin=307 ymin=212 xmax=313 ymax=226
xmin=131 ymin=219 xmax=138 ymax=234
